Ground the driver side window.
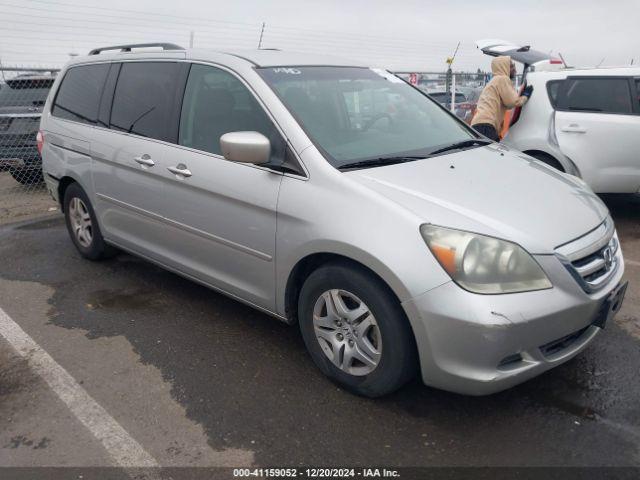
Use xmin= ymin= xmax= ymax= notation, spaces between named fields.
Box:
xmin=179 ymin=64 xmax=282 ymax=158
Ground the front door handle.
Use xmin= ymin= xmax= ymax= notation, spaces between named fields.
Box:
xmin=167 ymin=164 xmax=192 ymax=177
xmin=560 ymin=124 xmax=587 ymax=133
xmin=134 ymin=154 xmax=155 ymax=167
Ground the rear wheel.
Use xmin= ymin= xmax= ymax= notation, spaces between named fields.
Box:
xmin=9 ymin=168 xmax=43 ymax=185
xmin=298 ymin=262 xmax=417 ymax=397
xmin=63 ymin=182 xmax=115 ymax=260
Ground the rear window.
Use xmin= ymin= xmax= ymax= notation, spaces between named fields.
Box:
xmin=109 ymin=62 xmax=182 ymax=141
xmin=0 ymin=78 xmax=53 ymax=107
xmin=52 ymin=64 xmax=110 ymax=125
xmin=558 ymin=77 xmax=632 ymax=114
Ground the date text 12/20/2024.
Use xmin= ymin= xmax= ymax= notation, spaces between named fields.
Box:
xmin=233 ymin=468 xmax=400 ymax=478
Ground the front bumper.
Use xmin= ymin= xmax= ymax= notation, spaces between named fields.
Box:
xmin=402 ymin=248 xmax=625 ymax=395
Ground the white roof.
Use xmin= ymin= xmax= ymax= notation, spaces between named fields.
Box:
xmin=529 ymin=65 xmax=640 ymax=79
xmin=196 ymin=48 xmax=365 ymax=67
xmin=68 ymin=45 xmax=365 ymax=68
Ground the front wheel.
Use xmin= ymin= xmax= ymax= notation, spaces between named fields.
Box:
xmin=298 ymin=262 xmax=417 ymax=397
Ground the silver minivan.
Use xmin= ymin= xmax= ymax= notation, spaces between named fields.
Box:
xmin=40 ymin=44 xmax=627 ymax=397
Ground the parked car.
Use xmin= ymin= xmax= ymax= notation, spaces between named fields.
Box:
xmin=477 ymin=39 xmax=640 ymax=193
xmin=456 ymin=86 xmax=482 ymax=102
xmin=423 ymin=89 xmax=477 ymax=124
xmin=41 ymin=44 xmax=626 ymax=397
xmin=0 ymin=73 xmax=56 ymax=184
xmin=455 ymin=87 xmax=482 ymax=124
xmin=427 ymin=90 xmax=468 ymax=106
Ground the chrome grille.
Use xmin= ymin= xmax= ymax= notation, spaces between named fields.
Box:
xmin=556 ymin=217 xmax=619 ymax=293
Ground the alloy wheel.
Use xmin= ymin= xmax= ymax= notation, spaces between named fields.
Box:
xmin=69 ymin=197 xmax=93 ymax=248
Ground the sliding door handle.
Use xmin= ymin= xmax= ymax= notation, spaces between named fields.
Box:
xmin=560 ymin=124 xmax=587 ymax=133
xmin=134 ymin=155 xmax=155 ymax=166
xmin=168 ymin=164 xmax=192 ymax=177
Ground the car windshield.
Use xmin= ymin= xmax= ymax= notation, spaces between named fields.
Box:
xmin=0 ymin=79 xmax=53 ymax=107
xmin=257 ymin=66 xmax=476 ymax=168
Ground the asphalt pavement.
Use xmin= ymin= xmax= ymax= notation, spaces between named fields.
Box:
xmin=0 ymin=194 xmax=638 ymax=473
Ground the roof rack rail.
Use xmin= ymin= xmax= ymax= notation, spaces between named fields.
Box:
xmin=88 ymin=43 xmax=184 ymax=55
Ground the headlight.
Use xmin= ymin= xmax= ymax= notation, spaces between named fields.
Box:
xmin=420 ymin=225 xmax=552 ymax=294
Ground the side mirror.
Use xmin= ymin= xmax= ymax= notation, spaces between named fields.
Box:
xmin=220 ymin=131 xmax=270 ymax=165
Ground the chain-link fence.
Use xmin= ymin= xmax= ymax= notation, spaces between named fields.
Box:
xmin=0 ymin=66 xmax=59 ymax=224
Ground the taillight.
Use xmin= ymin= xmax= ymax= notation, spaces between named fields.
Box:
xmin=36 ymin=130 xmax=44 ymax=156
xmin=550 ymin=58 xmax=563 ymax=64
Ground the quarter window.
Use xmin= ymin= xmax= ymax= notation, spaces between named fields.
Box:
xmin=110 ymin=62 xmax=182 ymax=141
xmin=52 ymin=64 xmax=110 ymax=125
xmin=179 ymin=64 xmax=280 ymax=158
xmin=546 ymin=80 xmax=564 ymax=108
xmin=559 ymin=78 xmax=632 ymax=114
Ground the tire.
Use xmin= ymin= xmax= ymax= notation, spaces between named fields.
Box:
xmin=10 ymin=168 xmax=43 ymax=185
xmin=63 ymin=182 xmax=115 ymax=260
xmin=298 ymin=262 xmax=417 ymax=397
xmin=527 ymin=152 xmax=565 ymax=172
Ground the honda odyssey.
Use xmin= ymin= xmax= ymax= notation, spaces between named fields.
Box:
xmin=40 ymin=44 xmax=627 ymax=397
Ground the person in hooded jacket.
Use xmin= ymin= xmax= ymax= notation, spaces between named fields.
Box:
xmin=471 ymin=55 xmax=533 ymax=141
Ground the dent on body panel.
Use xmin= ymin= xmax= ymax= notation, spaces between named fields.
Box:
xmin=44 ymin=122 xmax=93 ymax=190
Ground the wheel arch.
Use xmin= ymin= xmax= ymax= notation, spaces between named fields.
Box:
xmin=283 ymin=252 xmax=408 ymax=326
xmin=57 ymin=174 xmax=84 ymax=212
xmin=522 ymin=149 xmax=566 ymax=172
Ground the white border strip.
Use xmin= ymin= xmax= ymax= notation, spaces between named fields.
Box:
xmin=0 ymin=306 xmax=159 ymax=467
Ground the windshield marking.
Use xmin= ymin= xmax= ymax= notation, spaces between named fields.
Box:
xmin=369 ymin=68 xmax=404 ymax=83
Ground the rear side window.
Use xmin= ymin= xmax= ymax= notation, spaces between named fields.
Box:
xmin=110 ymin=62 xmax=182 ymax=141
xmin=558 ymin=77 xmax=632 ymax=114
xmin=546 ymin=80 xmax=564 ymax=108
xmin=52 ymin=64 xmax=110 ymax=124
xmin=635 ymin=79 xmax=640 ymax=109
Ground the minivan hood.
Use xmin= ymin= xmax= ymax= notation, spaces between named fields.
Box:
xmin=347 ymin=145 xmax=608 ymax=253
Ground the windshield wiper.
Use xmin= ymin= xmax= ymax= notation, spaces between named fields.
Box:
xmin=338 ymin=156 xmax=427 ymax=171
xmin=428 ymin=139 xmax=492 ymax=156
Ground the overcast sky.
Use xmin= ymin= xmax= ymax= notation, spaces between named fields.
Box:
xmin=1 ymin=0 xmax=638 ymax=72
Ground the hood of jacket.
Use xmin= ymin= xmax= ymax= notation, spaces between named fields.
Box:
xmin=491 ymin=55 xmax=511 ymax=77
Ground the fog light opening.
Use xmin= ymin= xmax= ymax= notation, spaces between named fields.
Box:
xmin=497 ymin=352 xmax=524 ymax=370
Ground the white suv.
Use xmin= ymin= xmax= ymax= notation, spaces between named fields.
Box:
xmin=478 ymin=40 xmax=640 ymax=193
